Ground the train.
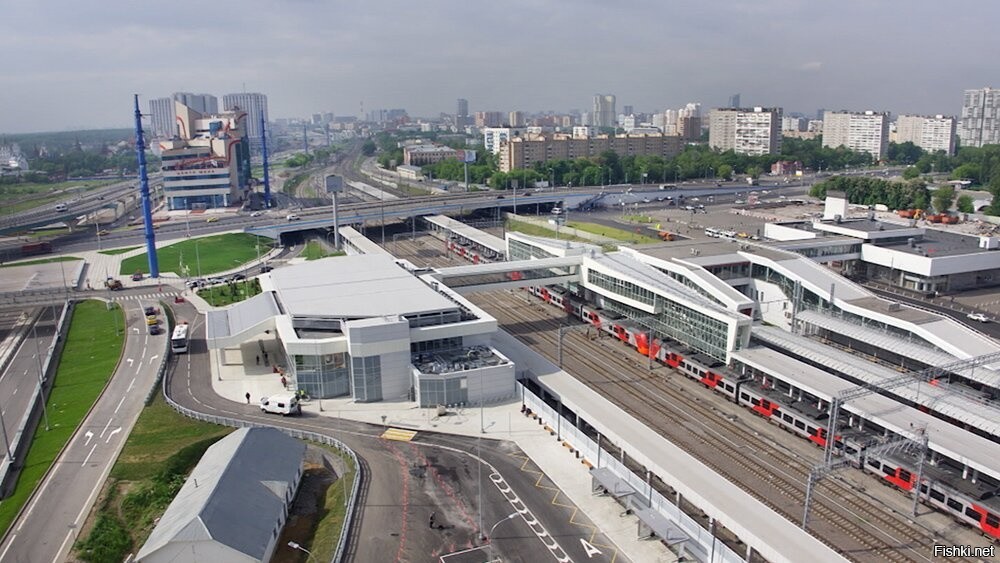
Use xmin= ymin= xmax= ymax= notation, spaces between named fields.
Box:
xmin=445 ymin=236 xmax=500 ymax=265
xmin=522 ymin=283 xmax=1000 ymax=541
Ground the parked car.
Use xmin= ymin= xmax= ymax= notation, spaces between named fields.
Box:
xmin=186 ymin=279 xmax=206 ymax=289
xmin=206 ymin=277 xmax=225 ymax=285
xmin=143 ymin=306 xmax=158 ymax=316
xmin=250 ymin=211 xmax=263 ymax=217
xmin=229 ymin=273 xmax=246 ymax=282
xmin=131 ymin=272 xmax=144 ymax=282
xmin=206 ymin=216 xmax=219 ymax=223
xmin=148 ymin=325 xmax=162 ymax=336
xmin=260 ymin=265 xmax=274 ymax=274
xmin=145 ymin=315 xmax=159 ymax=326
xmin=967 ymin=313 xmax=990 ymax=323
xmin=286 ymin=214 xmax=301 ymax=221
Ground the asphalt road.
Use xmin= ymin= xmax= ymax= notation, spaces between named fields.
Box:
xmin=0 ymin=299 xmax=166 ymax=563
xmin=0 ymin=308 xmax=54 ymax=466
xmin=166 ymin=300 xmax=627 ymax=563
xmin=867 ymin=285 xmax=1000 ymax=340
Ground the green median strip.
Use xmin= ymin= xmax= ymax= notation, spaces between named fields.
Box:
xmin=0 ymin=300 xmax=125 ymax=536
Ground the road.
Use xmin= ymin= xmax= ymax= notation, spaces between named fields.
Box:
xmin=0 ymin=298 xmax=166 ymax=563
xmin=0 ymin=308 xmax=57 ymax=461
xmin=166 ymin=299 xmax=627 ymax=563
xmin=867 ymin=285 xmax=1000 ymax=340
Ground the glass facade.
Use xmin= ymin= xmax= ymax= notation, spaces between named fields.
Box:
xmin=604 ymin=294 xmax=733 ymax=360
xmin=351 ymin=356 xmax=382 ymax=402
xmin=509 ymin=239 xmax=556 ymax=261
xmin=418 ymin=376 xmax=468 ymax=408
xmin=294 ymin=352 xmax=350 ymax=398
xmin=587 ymin=269 xmax=656 ymax=306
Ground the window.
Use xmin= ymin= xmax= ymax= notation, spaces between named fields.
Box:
xmin=898 ymin=469 xmax=911 ymax=482
xmin=794 ymin=420 xmax=805 ymax=430
xmin=882 ymin=466 xmax=895 ymax=476
xmin=985 ymin=513 xmax=999 ymax=528
xmin=947 ymin=498 xmax=963 ymax=511
xmin=965 ymin=506 xmax=983 ymax=520
xmin=783 ymin=414 xmax=792 ymax=423
xmin=929 ymin=489 xmax=945 ymax=502
xmin=867 ymin=458 xmax=880 ymax=469
xmin=740 ymin=393 xmax=750 ymax=401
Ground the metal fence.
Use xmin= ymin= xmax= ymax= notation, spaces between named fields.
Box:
xmin=521 ymin=385 xmax=743 ymax=563
xmin=161 ymin=381 xmax=362 ymax=562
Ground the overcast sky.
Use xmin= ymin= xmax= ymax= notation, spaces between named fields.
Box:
xmin=2 ymin=0 xmax=998 ymax=133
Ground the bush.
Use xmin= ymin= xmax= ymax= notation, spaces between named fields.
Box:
xmin=77 ymin=514 xmax=132 ymax=563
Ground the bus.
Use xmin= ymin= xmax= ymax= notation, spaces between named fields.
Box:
xmin=170 ymin=324 xmax=189 ymax=354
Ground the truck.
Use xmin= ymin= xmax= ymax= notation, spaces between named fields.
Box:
xmin=747 ymin=177 xmax=758 ymax=186
xmin=104 ymin=278 xmax=123 ymax=290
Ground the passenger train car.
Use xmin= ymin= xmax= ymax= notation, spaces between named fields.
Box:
xmin=523 ymin=283 xmax=1000 ymax=541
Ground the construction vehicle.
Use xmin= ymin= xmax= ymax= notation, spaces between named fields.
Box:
xmin=104 ymin=278 xmax=123 ymax=290
xmin=657 ymin=231 xmax=676 ymax=241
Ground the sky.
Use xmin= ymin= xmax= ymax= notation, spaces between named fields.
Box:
xmin=2 ymin=0 xmax=999 ymax=133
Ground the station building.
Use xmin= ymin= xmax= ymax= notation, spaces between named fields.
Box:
xmin=205 ymin=254 xmax=514 ymax=406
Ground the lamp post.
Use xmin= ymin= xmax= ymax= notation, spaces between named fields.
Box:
xmin=486 ymin=512 xmax=519 ymax=562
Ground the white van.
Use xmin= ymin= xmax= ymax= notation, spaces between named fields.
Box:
xmin=286 ymin=213 xmax=301 ymax=221
xmin=259 ymin=393 xmax=301 ymax=416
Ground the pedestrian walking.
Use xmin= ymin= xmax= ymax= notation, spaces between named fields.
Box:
xmin=245 ymin=392 xmax=251 ymax=404
xmin=280 ymin=375 xmax=287 ymax=388
xmin=256 ymin=355 xmax=260 ymax=365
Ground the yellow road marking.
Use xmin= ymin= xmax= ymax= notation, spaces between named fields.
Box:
xmin=381 ymin=428 xmax=417 ymax=442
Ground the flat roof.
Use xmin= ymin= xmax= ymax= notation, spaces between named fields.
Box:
xmin=425 ymin=215 xmax=506 ymax=254
xmin=269 ymin=254 xmax=457 ymax=319
xmin=878 ymin=229 xmax=992 ymax=258
xmin=818 ymin=218 xmax=916 ymax=233
xmin=733 ymin=345 xmax=1000 ymax=480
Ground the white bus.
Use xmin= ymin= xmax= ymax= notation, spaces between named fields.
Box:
xmin=170 ymin=324 xmax=189 ymax=354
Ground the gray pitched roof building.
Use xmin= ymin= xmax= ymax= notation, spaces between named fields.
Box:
xmin=136 ymin=427 xmax=306 ymax=563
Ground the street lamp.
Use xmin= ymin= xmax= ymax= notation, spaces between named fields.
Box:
xmin=287 ymin=541 xmax=315 ymax=562
xmin=486 ymin=512 xmax=519 ymax=563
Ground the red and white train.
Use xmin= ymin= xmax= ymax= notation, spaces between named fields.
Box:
xmin=445 ymin=237 xmax=501 ymax=265
xmin=523 ymin=283 xmax=1000 ymax=541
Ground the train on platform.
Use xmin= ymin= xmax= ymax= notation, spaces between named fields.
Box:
xmin=521 ymin=282 xmax=1000 ymax=541
xmin=445 ymin=236 xmax=500 ymax=265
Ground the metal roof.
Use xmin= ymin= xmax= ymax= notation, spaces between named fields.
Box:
xmin=751 ymin=327 xmax=1000 ymax=447
xmin=270 ymin=254 xmax=457 ymax=319
xmin=338 ymin=226 xmax=392 ymax=256
xmin=424 ymin=215 xmax=506 ymax=254
xmin=796 ymin=309 xmax=955 ymax=366
xmin=205 ymin=292 xmax=280 ymax=341
xmin=136 ymin=427 xmax=305 ymax=561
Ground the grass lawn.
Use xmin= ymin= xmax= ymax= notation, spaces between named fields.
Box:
xmin=120 ymin=233 xmax=265 ymax=276
xmin=566 ymin=221 xmax=661 ymax=244
xmin=622 ymin=214 xmax=655 ymax=224
xmin=0 ymin=300 xmax=124 ymax=537
xmin=305 ymin=448 xmax=357 ymax=561
xmin=98 ymin=246 xmax=140 ymax=256
xmin=505 ymin=219 xmax=595 ymax=245
xmin=1 ymin=256 xmax=82 ymax=268
xmin=74 ymin=393 xmax=232 ymax=562
xmin=197 ymin=279 xmax=263 ymax=306
xmin=302 ymin=241 xmax=345 ymax=261
xmin=0 ymin=180 xmax=116 ymax=214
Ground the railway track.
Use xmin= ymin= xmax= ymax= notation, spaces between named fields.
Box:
xmin=471 ymin=291 xmax=971 ymax=563
xmin=386 ymin=237 xmax=983 ymax=562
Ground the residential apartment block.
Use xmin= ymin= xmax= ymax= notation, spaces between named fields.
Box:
xmin=474 ymin=111 xmax=504 ymax=128
xmin=402 ymin=144 xmax=463 ymax=166
xmin=708 ymin=107 xmax=782 ymax=156
xmin=822 ymin=110 xmax=890 ymax=160
xmin=498 ymin=133 xmax=683 ymax=172
xmin=895 ymin=114 xmax=956 ymax=155
xmin=593 ymin=94 xmax=617 ymax=128
xmin=222 ymin=92 xmax=268 ymax=150
xmin=959 ymin=87 xmax=1000 ymax=148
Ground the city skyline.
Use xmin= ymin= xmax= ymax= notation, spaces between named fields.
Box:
xmin=2 ymin=0 xmax=999 ymax=133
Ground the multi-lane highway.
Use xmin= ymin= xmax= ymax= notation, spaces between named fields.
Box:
xmin=0 ymin=298 xmax=166 ymax=563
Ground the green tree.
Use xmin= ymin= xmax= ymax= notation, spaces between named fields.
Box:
xmin=957 ymin=194 xmax=975 ymax=214
xmin=746 ymin=165 xmax=763 ymax=179
xmin=361 ymin=140 xmax=377 ymax=156
xmin=902 ymin=167 xmax=920 ymax=180
xmin=717 ymin=164 xmax=733 ymax=181
xmin=932 ymin=185 xmax=956 ymax=213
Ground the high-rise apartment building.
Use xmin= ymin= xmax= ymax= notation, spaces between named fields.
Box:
xmin=896 ymin=114 xmax=956 ymax=155
xmin=222 ymin=92 xmax=268 ymax=149
xmin=508 ymin=111 xmax=526 ymax=127
xmin=593 ymin=94 xmax=616 ymax=128
xmin=456 ymin=98 xmax=469 ymax=128
xmin=728 ymin=94 xmax=741 ymax=109
xmin=959 ymin=88 xmax=1000 ymax=147
xmin=709 ymin=107 xmax=782 ymax=156
xmin=499 ymin=132 xmax=682 ymax=172
xmin=474 ymin=111 xmax=504 ymax=128
xmin=173 ymin=92 xmax=218 ymax=115
xmin=781 ymin=116 xmax=806 ymax=132
xmin=149 ymin=97 xmax=175 ymax=139
xmin=822 ymin=110 xmax=890 ymax=160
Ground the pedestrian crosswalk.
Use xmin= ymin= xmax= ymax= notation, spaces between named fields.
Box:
xmin=109 ymin=290 xmax=180 ymax=302
xmin=381 ymin=427 xmax=418 ymax=442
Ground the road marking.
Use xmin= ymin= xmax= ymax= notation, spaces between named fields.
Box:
xmin=99 ymin=418 xmax=113 ymax=438
xmin=126 ymin=377 xmax=136 ymax=392
xmin=84 ymin=430 xmax=94 ymax=446
xmin=580 ymin=539 xmax=603 ymax=558
xmin=81 ymin=444 xmax=97 ymax=466
xmin=381 ymin=428 xmax=418 ymax=442
xmin=148 ymin=354 xmax=159 ymax=365
xmin=0 ymin=535 xmax=15 ymax=561
xmin=126 ymin=358 xmax=134 ymax=367
xmin=10 ymin=388 xmax=15 ymax=396
xmin=114 ymin=394 xmax=128 ymax=414
xmin=106 ymin=427 xmax=121 ymax=443
xmin=55 ymin=530 xmax=75 ymax=563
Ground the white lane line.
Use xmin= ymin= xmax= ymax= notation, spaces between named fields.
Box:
xmin=114 ymin=394 xmax=128 ymax=414
xmin=126 ymin=377 xmax=136 ymax=392
xmin=0 ymin=534 xmax=16 ymax=561
xmin=9 ymin=388 xmax=14 ymax=396
xmin=98 ymin=418 xmax=113 ymax=438
xmin=81 ymin=444 xmax=97 ymax=466
xmin=54 ymin=530 xmax=75 ymax=563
